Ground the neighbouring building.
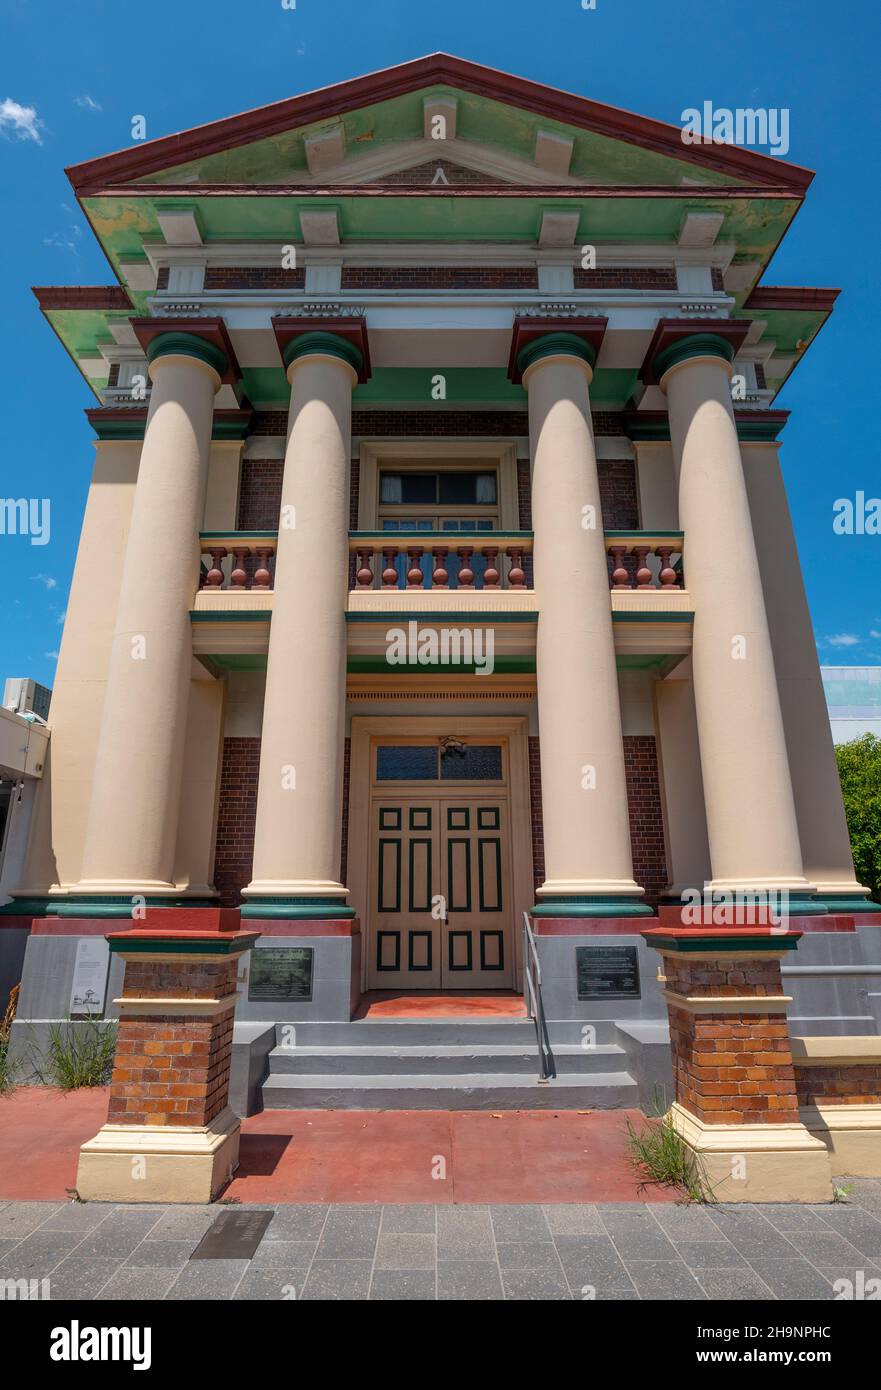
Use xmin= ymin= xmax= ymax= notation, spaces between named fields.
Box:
xmin=822 ymin=666 xmax=881 ymax=743
xmin=0 ymin=681 xmax=49 ymax=1007
xmin=4 ymin=56 xmax=881 ymax=1201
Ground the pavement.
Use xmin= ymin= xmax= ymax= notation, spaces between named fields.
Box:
xmin=2 ymin=1190 xmax=881 ymax=1300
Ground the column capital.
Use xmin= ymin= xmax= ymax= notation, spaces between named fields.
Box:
xmin=507 ymin=314 xmax=607 ymax=384
xmin=272 ymin=314 xmax=371 ymax=383
xmin=641 ymin=317 xmax=751 ymax=386
xmin=130 ymin=316 xmax=239 ymax=385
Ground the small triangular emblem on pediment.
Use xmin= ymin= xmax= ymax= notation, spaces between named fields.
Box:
xmin=431 ymin=165 xmax=450 ymax=185
xmin=380 ymin=158 xmax=500 ymax=186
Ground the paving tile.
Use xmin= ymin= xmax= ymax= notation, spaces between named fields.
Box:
xmin=495 ymin=1239 xmax=561 ymax=1273
xmin=705 ymin=1210 xmax=798 ymax=1259
xmin=374 ymin=1233 xmax=436 ymax=1271
xmin=756 ymin=1204 xmax=831 ymax=1233
xmin=166 ymin=1259 xmax=249 ymax=1300
xmin=624 ymin=1260 xmax=707 ymax=1300
xmin=602 ymin=1221 xmax=678 ymax=1261
xmin=672 ymin=1239 xmax=748 ymax=1269
xmin=0 ymin=1231 xmax=83 ymax=1275
xmin=314 ymin=1208 xmax=381 ymax=1261
xmin=45 ymin=1257 xmax=120 ymax=1300
xmin=845 ymin=1181 xmax=881 ymax=1213
xmin=648 ymin=1205 xmax=723 ymax=1241
xmin=75 ymin=1211 xmax=164 ymax=1258
xmin=234 ymin=1265 xmax=304 ymax=1301
xmin=436 ymin=1206 xmax=494 ymax=1261
xmin=553 ymin=1235 xmax=635 ymax=1294
xmin=262 ymin=1206 xmax=329 ymax=1243
xmin=38 ymin=1204 xmax=113 ymax=1235
xmin=490 ymin=1205 xmax=552 ymax=1242
xmin=543 ymin=1205 xmax=603 ymax=1235
xmin=502 ymin=1266 xmax=571 ymax=1300
xmin=813 ymin=1206 xmax=881 ymax=1256
xmin=142 ymin=1208 xmax=217 ymax=1242
xmin=693 ymin=1269 xmax=776 ymax=1300
xmin=0 ymin=1204 xmax=61 ymax=1240
xmin=96 ymin=1265 xmax=179 ymax=1301
xmin=0 ymin=1238 xmax=23 ymax=1260
xmin=437 ymin=1260 xmax=504 ymax=1301
xmin=249 ymin=1240 xmax=316 ymax=1270
xmin=787 ymin=1231 xmax=867 ymax=1265
xmin=815 ymin=1266 xmax=881 ymax=1298
xmin=120 ymin=1239 xmax=194 ymax=1269
xmin=746 ymin=1258 xmax=835 ymax=1300
xmin=370 ymin=1270 xmax=436 ymax=1300
xmin=300 ymin=1259 xmax=373 ymax=1301
xmin=379 ymin=1204 xmax=437 ymax=1235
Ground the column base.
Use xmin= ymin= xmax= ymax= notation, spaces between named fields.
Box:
xmin=812 ymin=893 xmax=881 ymax=915
xmin=533 ymin=894 xmax=653 ymax=919
xmin=668 ymin=1102 xmax=832 ymax=1203
xmin=241 ymin=896 xmax=355 ymax=920
xmin=800 ymin=1103 xmax=881 ymax=1178
xmin=75 ymin=1107 xmax=240 ymax=1204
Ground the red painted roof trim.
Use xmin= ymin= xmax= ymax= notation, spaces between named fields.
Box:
xmin=32 ymin=285 xmax=133 ymax=310
xmin=65 ymin=53 xmax=814 ymax=196
xmin=744 ymin=286 xmax=840 ymax=312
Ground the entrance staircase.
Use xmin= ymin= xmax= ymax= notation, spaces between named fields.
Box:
xmin=260 ymin=1016 xmax=640 ymax=1110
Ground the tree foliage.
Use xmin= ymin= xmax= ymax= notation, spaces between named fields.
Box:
xmin=835 ymin=733 xmax=881 ymax=902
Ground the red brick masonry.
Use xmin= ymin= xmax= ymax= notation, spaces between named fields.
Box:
xmin=663 ymin=953 xmax=800 ymax=1126
xmin=107 ymin=957 xmax=238 ymax=1129
xmin=795 ymin=1065 xmax=881 ymax=1107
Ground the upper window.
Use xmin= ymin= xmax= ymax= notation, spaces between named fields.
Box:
xmin=380 ymin=472 xmax=497 ymax=507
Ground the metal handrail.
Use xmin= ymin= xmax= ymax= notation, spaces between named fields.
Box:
xmin=522 ymin=911 xmax=556 ymax=1082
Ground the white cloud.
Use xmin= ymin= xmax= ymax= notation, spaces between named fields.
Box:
xmin=871 ymin=630 xmax=881 ymax=640
xmin=0 ymin=97 xmax=43 ymax=143
xmin=33 ymin=573 xmax=57 ymax=590
xmin=75 ymin=94 xmax=102 ymax=112
xmin=44 ymin=650 xmax=59 ymax=660
xmin=825 ymin=633 xmax=861 ymax=648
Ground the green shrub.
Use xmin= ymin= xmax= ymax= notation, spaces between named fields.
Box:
xmin=35 ymin=1016 xmax=118 ymax=1090
xmin=835 ymin=733 xmax=881 ymax=902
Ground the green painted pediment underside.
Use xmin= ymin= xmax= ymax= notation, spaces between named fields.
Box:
xmin=129 ymin=86 xmax=745 ymax=190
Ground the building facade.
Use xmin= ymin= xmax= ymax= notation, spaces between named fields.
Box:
xmin=5 ymin=58 xmax=881 ymax=1173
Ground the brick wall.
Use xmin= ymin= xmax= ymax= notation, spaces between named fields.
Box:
xmin=598 ymin=460 xmax=639 ymax=528
xmin=214 ymin=737 xmax=261 ymax=907
xmin=381 ymin=159 xmax=498 ymax=186
xmin=341 ymin=266 xmax=539 ymax=290
xmin=528 ymin=736 xmax=545 ymax=893
xmin=574 ymin=267 xmax=676 ymax=290
xmin=664 ymin=955 xmax=800 ymax=1125
xmin=204 ymin=266 xmax=305 ymax=289
xmin=237 ymin=460 xmax=284 ymax=530
xmin=795 ymin=1065 xmax=881 ymax=1107
xmin=624 ymin=735 xmax=668 ymax=906
xmin=249 ymin=410 xmax=628 ymax=439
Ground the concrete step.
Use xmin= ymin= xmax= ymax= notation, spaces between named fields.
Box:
xmin=267 ymin=1042 xmax=628 ymax=1077
xmin=267 ymin=1019 xmax=619 ymax=1047
xmin=260 ymin=1070 xmax=639 ymax=1111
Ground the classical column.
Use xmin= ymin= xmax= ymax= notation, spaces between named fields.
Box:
xmin=653 ymin=328 xmax=818 ymax=913
xmin=76 ymin=331 xmax=227 ymax=901
xmin=517 ymin=331 xmax=648 ymax=917
xmin=241 ymin=331 xmax=362 ymax=918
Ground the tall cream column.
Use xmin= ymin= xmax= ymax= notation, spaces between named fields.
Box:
xmin=657 ymin=333 xmax=818 ymax=910
xmin=521 ymin=335 xmax=648 ymax=917
xmin=77 ymin=334 xmax=225 ymax=898
xmin=241 ymin=334 xmax=360 ymax=919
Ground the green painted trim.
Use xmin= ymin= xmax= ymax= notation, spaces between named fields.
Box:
xmin=147 ymin=331 xmax=228 ymax=378
xmin=625 ymin=418 xmax=787 ymax=443
xmin=283 ymin=331 xmax=363 ymax=375
xmin=653 ymin=332 xmax=735 ymax=381
xmin=478 ymin=835 xmax=503 ymax=913
xmin=345 ymin=611 xmax=538 ymax=623
xmin=240 ymin=897 xmax=355 ymax=920
xmin=813 ymin=894 xmax=881 ymax=914
xmin=516 ymin=332 xmax=597 ymax=376
xmin=211 ymin=419 xmax=251 ymax=440
xmin=90 ymin=420 xmax=147 ymax=441
xmin=532 ymin=896 xmax=654 ymax=918
xmin=6 ymin=895 xmax=219 ymax=919
xmin=611 ymin=611 xmax=694 ymax=623
xmin=408 ymin=837 xmax=432 ymax=914
xmin=447 ymin=837 xmax=473 ymax=913
xmin=201 ymin=531 xmax=279 ymax=541
xmin=604 ymin=530 xmax=684 ymax=541
xmin=379 ymin=837 xmax=402 ymax=914
xmin=108 ymin=936 xmax=247 ymax=956
xmin=645 ymin=932 xmax=802 ymax=953
xmin=784 ymin=897 xmax=833 ymax=916
xmin=190 ymin=611 xmax=270 ymax=622
xmin=349 ymin=530 xmax=534 ymax=542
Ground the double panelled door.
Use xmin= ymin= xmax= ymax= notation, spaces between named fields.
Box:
xmin=367 ymin=738 xmax=514 ymax=989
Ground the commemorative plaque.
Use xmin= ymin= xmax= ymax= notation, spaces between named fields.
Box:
xmin=576 ymin=945 xmax=641 ymax=1001
xmin=247 ymin=946 xmax=314 ymax=1002
xmin=69 ymin=937 xmax=111 ymax=1016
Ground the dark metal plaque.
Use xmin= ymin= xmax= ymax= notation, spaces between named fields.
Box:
xmin=576 ymin=945 xmax=641 ymax=1001
xmin=190 ymin=1210 xmax=274 ymax=1260
xmin=247 ymin=946 xmax=314 ymax=1002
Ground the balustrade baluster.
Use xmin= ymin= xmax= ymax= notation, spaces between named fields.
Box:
xmin=482 ymin=546 xmax=500 ymax=589
xmin=656 ymin=546 xmax=678 ymax=589
xmin=203 ymin=547 xmax=227 ymax=590
xmin=406 ymin=547 xmax=425 ymax=589
xmin=431 ymin=546 xmax=449 ymax=588
xmin=355 ymin=547 xmax=374 ymax=588
xmin=633 ymin=545 xmax=652 ymax=589
xmin=381 ymin=547 xmax=399 ymax=587
xmin=507 ymin=546 xmax=526 ymax=588
xmin=253 ymin=546 xmax=273 ymax=591
xmin=230 ymin=547 xmax=250 ymax=590
xmin=457 ymin=546 xmax=475 ymax=589
xmin=609 ymin=545 xmax=631 ymax=589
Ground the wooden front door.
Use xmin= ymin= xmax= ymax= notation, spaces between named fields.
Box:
xmin=368 ymin=792 xmax=513 ymax=990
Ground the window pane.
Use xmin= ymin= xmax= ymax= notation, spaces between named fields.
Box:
xmin=380 ymin=474 xmax=403 ymax=504
xmin=438 ymin=472 xmax=477 ymax=504
xmin=476 ymin=473 xmax=497 ymax=503
xmin=376 ymin=746 xmax=438 ymax=780
xmin=400 ymin=474 xmax=437 ymax=504
xmin=440 ymin=745 xmax=503 ymax=780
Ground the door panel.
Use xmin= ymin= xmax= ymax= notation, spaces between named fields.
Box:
xmin=369 ymin=799 xmax=441 ymax=988
xmin=440 ymin=799 xmax=512 ymax=988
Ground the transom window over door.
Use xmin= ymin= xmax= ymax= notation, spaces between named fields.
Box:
xmin=378 ymin=467 xmax=499 ymax=588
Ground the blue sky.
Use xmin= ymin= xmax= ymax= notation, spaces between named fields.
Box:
xmin=1 ymin=0 xmax=879 ymax=688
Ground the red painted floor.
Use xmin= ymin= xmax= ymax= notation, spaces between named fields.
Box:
xmin=354 ymin=991 xmax=528 ymax=1018
xmin=0 ymin=1087 xmax=675 ymax=1204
